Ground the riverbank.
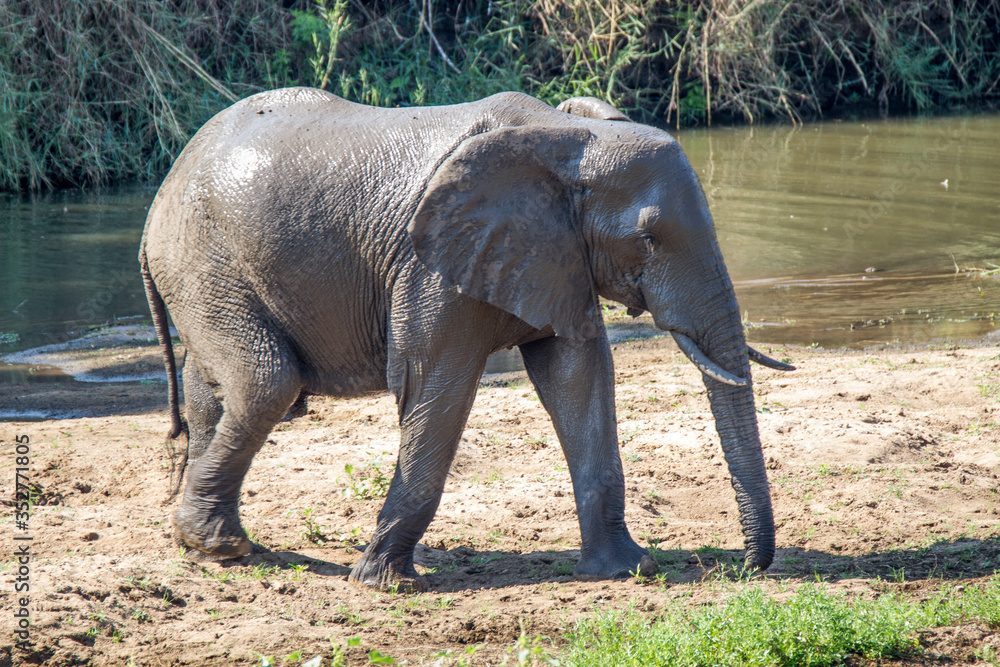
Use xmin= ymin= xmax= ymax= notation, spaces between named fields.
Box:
xmin=3 ymin=0 xmax=998 ymax=191
xmin=2 ymin=333 xmax=998 ymax=664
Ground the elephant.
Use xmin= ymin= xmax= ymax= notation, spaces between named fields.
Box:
xmin=140 ymin=87 xmax=794 ymax=592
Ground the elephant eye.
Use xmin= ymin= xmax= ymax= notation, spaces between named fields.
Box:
xmin=640 ymin=232 xmax=658 ymax=253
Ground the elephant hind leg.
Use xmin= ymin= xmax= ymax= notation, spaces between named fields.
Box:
xmin=183 ymin=359 xmax=223 ymax=463
xmin=173 ymin=322 xmax=301 ymax=560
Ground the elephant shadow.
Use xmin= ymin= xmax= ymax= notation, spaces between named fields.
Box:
xmin=654 ymin=536 xmax=1000 ymax=586
xmin=218 ymin=535 xmax=1000 ymax=593
xmin=217 ymin=543 xmax=589 ymax=591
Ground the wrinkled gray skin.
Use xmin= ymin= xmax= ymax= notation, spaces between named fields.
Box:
xmin=140 ymin=88 xmax=792 ymax=592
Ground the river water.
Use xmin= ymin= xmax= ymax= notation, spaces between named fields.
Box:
xmin=682 ymin=113 xmax=1000 ymax=347
xmin=1 ymin=113 xmax=998 ymax=382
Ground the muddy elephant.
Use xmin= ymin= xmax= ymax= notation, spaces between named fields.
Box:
xmin=140 ymin=88 xmax=792 ymax=591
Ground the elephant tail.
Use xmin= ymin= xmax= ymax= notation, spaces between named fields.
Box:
xmin=140 ymin=250 xmax=189 ymax=503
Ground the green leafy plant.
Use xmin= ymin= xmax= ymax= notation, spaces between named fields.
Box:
xmin=508 ymin=633 xmax=560 ymax=666
xmin=297 ymin=507 xmax=330 ymax=544
xmin=340 ymin=454 xmax=393 ymax=499
xmin=367 ymin=649 xmax=396 ymax=664
xmin=292 ymin=0 xmax=352 ymax=91
xmin=553 ymin=559 xmax=575 ymax=576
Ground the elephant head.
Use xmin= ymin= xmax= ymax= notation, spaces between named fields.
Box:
xmin=409 ymin=96 xmax=792 ymax=570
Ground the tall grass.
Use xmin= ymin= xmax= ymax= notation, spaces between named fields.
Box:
xmin=0 ymin=0 xmax=296 ymax=191
xmin=297 ymin=0 xmax=529 ymax=107
xmin=299 ymin=0 xmax=1000 ymax=126
xmin=2 ymin=0 xmax=998 ymax=192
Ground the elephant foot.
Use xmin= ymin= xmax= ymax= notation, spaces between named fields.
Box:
xmin=574 ymin=544 xmax=659 ymax=581
xmin=744 ymin=549 xmax=773 ymax=572
xmin=348 ymin=554 xmax=427 ymax=593
xmin=173 ymin=504 xmax=251 ymax=560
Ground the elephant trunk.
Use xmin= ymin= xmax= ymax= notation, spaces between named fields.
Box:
xmin=704 ymin=378 xmax=775 ymax=570
xmin=646 ymin=258 xmax=775 ymax=570
xmin=698 ymin=301 xmax=775 ymax=570
xmin=638 ymin=225 xmax=776 ymax=569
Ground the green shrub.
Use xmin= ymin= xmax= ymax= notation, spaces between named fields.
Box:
xmin=3 ymin=0 xmax=998 ymax=191
xmin=0 ymin=0 xmax=299 ymax=190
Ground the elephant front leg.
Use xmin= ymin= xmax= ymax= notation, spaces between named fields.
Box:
xmin=349 ymin=357 xmax=483 ymax=592
xmin=520 ymin=334 xmax=658 ymax=580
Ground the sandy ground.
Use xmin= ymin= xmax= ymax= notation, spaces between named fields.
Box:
xmin=2 ymin=328 xmax=999 ymax=666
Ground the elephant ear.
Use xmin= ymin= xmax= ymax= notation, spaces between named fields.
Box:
xmin=409 ymin=125 xmax=601 ymax=340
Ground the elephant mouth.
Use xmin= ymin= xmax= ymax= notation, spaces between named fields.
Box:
xmin=633 ymin=309 xmax=738 ymax=385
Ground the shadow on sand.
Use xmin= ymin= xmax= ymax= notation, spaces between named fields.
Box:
xmin=200 ymin=535 xmax=1000 ymax=593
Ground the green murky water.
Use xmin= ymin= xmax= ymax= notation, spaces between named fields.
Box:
xmin=681 ymin=113 xmax=1000 ymax=348
xmin=1 ymin=114 xmax=998 ymax=383
xmin=0 ymin=187 xmax=154 ymax=355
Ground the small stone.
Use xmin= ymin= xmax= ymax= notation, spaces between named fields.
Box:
xmin=636 ymin=554 xmax=659 ymax=578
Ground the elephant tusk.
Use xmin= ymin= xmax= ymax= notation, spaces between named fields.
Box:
xmin=747 ymin=345 xmax=796 ymax=371
xmin=670 ymin=332 xmax=750 ymax=387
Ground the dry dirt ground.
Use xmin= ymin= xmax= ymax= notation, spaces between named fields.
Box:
xmin=2 ymin=329 xmax=999 ymax=666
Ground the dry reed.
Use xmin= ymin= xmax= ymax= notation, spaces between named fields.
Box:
xmin=1 ymin=0 xmax=997 ymax=192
